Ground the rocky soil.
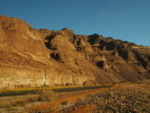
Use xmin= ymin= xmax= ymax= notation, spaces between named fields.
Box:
xmin=59 ymin=82 xmax=150 ymax=113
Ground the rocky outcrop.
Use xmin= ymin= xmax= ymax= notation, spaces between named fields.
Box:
xmin=0 ymin=15 xmax=150 ymax=88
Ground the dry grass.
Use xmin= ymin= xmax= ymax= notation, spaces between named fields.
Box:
xmin=0 ymin=88 xmax=56 ymax=113
xmin=0 ymin=94 xmax=39 ymax=113
xmin=1 ymin=81 xmax=150 ymax=113
xmin=25 ymin=87 xmax=111 ymax=113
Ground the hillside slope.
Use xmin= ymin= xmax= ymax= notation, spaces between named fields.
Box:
xmin=0 ymin=15 xmax=150 ymax=88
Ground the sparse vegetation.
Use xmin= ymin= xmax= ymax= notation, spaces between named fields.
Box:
xmin=58 ymin=81 xmax=150 ymax=113
xmin=0 ymin=81 xmax=150 ymax=113
xmin=37 ymin=89 xmax=55 ymax=101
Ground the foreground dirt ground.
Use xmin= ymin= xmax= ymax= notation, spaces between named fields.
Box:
xmin=58 ymin=82 xmax=150 ymax=113
xmin=0 ymin=80 xmax=150 ymax=113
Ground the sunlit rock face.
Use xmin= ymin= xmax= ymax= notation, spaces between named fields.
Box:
xmin=0 ymin=15 xmax=150 ymax=88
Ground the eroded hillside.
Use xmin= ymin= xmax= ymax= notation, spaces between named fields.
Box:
xmin=0 ymin=15 xmax=150 ymax=88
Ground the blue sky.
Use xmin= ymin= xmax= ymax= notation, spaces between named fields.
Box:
xmin=0 ymin=0 xmax=150 ymax=46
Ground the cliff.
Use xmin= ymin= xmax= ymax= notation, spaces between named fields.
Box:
xmin=0 ymin=15 xmax=150 ymax=88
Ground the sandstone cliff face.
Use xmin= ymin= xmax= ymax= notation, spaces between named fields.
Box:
xmin=0 ymin=15 xmax=150 ymax=88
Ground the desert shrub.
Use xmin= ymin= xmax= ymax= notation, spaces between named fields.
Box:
xmin=37 ymin=89 xmax=55 ymax=101
xmin=60 ymin=101 xmax=68 ymax=106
